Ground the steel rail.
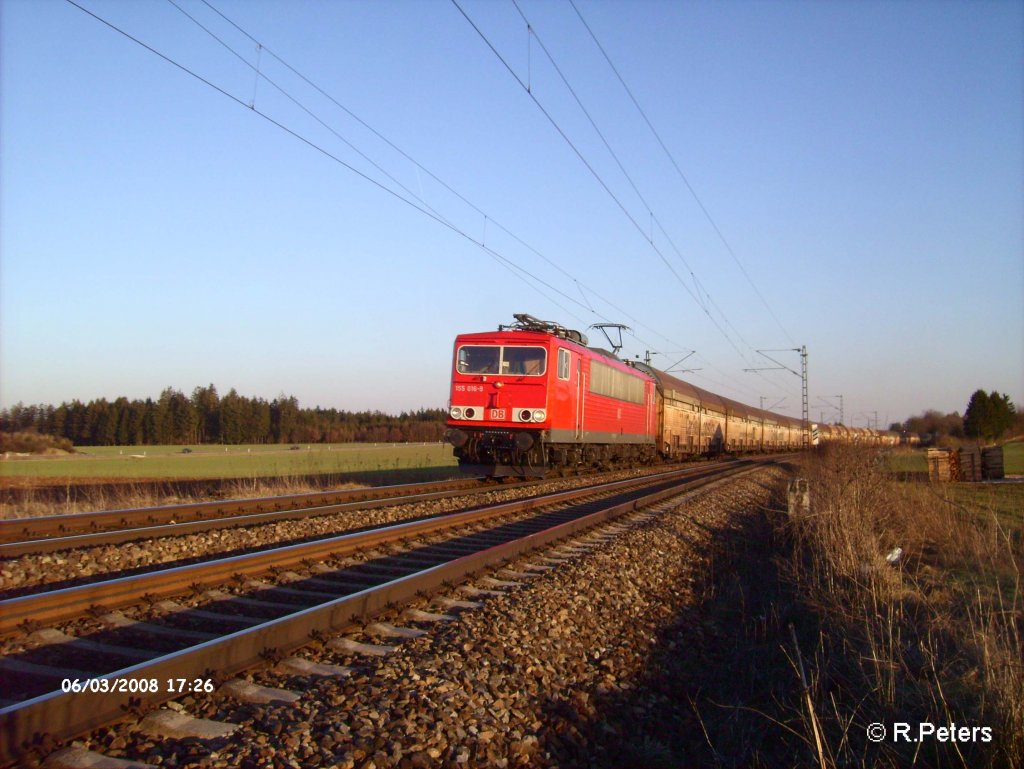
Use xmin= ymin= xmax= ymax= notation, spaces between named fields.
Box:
xmin=0 ymin=477 xmax=489 ymax=546
xmin=0 ymin=463 xmax=729 ymax=636
xmin=0 ymin=479 xmax=536 ymax=559
xmin=0 ymin=459 xmax=763 ymax=767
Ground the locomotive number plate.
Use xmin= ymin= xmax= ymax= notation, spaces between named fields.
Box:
xmin=488 ymin=408 xmax=507 ymax=420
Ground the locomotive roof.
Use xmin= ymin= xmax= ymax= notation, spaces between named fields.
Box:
xmin=456 ymin=328 xmax=587 ymax=346
xmin=498 ymin=313 xmax=589 ymax=345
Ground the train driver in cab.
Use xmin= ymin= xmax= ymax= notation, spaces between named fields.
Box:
xmin=457 ymin=346 xmax=499 ymax=375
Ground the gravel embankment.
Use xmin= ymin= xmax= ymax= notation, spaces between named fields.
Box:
xmin=75 ymin=466 xmax=786 ymax=769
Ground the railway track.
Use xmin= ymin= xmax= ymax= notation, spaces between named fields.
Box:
xmin=0 ymin=466 xmax=685 ymax=560
xmin=0 ymin=466 xmax=697 ymax=603
xmin=0 ymin=459 xmax=769 ymax=767
xmin=0 ymin=477 xmax=508 ymax=558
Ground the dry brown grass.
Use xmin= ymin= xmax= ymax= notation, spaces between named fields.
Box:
xmin=0 ymin=476 xmax=366 ymax=519
xmin=783 ymin=444 xmax=1022 ymax=768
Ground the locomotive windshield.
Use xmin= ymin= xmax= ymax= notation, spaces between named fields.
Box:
xmin=457 ymin=345 xmax=547 ymax=376
xmin=457 ymin=346 xmax=501 ymax=374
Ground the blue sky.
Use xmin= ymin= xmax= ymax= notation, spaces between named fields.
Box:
xmin=2 ymin=0 xmax=1021 ymax=428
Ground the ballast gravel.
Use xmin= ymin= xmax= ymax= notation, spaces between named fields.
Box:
xmin=72 ymin=466 xmax=786 ymax=769
xmin=0 ymin=469 xmax=668 ymax=597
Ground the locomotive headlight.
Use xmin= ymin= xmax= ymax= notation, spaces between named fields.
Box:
xmin=464 ymin=407 xmax=477 ymax=419
xmin=519 ymin=409 xmax=532 ymax=422
xmin=450 ymin=407 xmax=463 ymax=420
xmin=533 ymin=409 xmax=546 ymax=422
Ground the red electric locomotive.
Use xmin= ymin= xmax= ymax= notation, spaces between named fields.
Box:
xmin=445 ymin=314 xmax=657 ymax=477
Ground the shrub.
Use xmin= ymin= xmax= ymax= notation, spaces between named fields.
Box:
xmin=0 ymin=430 xmax=75 ymax=454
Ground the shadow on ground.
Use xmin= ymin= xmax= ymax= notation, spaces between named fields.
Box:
xmin=535 ymin=476 xmax=812 ymax=768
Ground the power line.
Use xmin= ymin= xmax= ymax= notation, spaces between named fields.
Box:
xmin=63 ymin=0 xmax=591 ymax=324
xmin=68 ymin=0 xmax=799 ymax=407
xmin=65 ymin=0 xmax=693 ymax=361
xmin=167 ymin=0 xmax=460 ymax=235
xmin=191 ymin=0 xmax=698 ymax=355
xmin=517 ymin=1 xmax=774 ymax=372
xmin=513 ymin=0 xmax=767 ymax=366
xmin=202 ymin=0 xmax=777 ymax=375
xmin=569 ymin=0 xmax=796 ymax=347
xmin=452 ymin=0 xmax=754 ymax=366
xmin=523 ymin=0 xmax=802 ymax=404
xmin=510 ymin=0 xmax=708 ymax=316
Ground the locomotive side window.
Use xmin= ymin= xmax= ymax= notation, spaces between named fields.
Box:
xmin=502 ymin=346 xmax=547 ymax=376
xmin=457 ymin=346 xmax=500 ymax=374
xmin=589 ymin=360 xmax=644 ymax=404
xmin=557 ymin=349 xmax=570 ymax=380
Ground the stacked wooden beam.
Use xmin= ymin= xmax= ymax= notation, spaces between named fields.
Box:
xmin=927 ymin=445 xmax=1003 ymax=482
xmin=982 ymin=446 xmax=1004 ymax=480
xmin=958 ymin=447 xmax=982 ymax=482
xmin=927 ymin=448 xmax=954 ymax=481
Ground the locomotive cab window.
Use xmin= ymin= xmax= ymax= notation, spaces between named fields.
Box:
xmin=557 ymin=349 xmax=570 ymax=380
xmin=457 ymin=346 xmax=500 ymax=374
xmin=456 ymin=345 xmax=546 ymax=376
xmin=502 ymin=346 xmax=547 ymax=376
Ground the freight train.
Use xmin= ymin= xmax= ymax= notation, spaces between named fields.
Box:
xmin=444 ymin=314 xmax=895 ymax=477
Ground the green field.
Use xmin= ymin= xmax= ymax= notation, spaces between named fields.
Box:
xmin=6 ymin=441 xmax=1019 ymax=483
xmin=1004 ymin=440 xmax=1023 ymax=473
xmin=0 ymin=442 xmax=458 ymax=481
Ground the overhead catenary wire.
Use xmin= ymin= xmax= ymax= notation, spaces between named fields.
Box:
xmin=207 ymin=0 xmax=795 ymax=407
xmin=528 ymin=3 xmax=806 ymax=411
xmin=511 ymin=0 xmax=713 ymax=315
xmin=166 ymin=0 xmax=461 ymax=236
xmin=64 ymin=0 xmax=593 ymax=326
xmin=67 ymin=0 xmax=801 ymax=412
xmin=569 ymin=0 xmax=796 ymax=348
xmin=512 ymin=0 xmax=775 ymax=378
xmin=190 ymin=0 xmax=696 ymax=354
xmin=512 ymin=1 xmax=795 ymax=390
xmin=190 ymin=0 xmax=700 ymax=356
xmin=451 ymin=0 xmax=757 ymax=369
xmin=522 ymin=0 xmax=800 ymax=403
xmin=64 ymin=0 xmax=691 ymax=361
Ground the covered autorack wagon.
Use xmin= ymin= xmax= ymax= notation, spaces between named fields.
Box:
xmin=635 ymin=364 xmax=732 ymax=456
xmin=638 ymin=363 xmax=804 ymax=456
